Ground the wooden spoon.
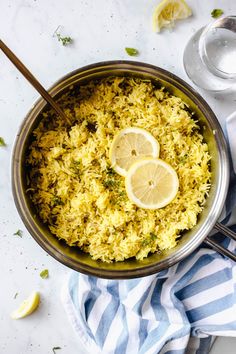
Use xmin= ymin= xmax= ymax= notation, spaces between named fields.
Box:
xmin=0 ymin=39 xmax=70 ymax=124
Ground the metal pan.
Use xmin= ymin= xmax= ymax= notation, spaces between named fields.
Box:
xmin=12 ymin=61 xmax=236 ymax=279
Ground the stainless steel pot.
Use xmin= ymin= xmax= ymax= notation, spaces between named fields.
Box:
xmin=12 ymin=61 xmax=236 ymax=279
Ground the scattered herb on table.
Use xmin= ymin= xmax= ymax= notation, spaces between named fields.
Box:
xmin=54 ymin=26 xmax=73 ymax=46
xmin=211 ymin=9 xmax=224 ymax=18
xmin=56 ymin=33 xmax=73 ymax=46
xmin=125 ymin=47 xmax=139 ymax=56
xmin=40 ymin=269 xmax=49 ymax=279
xmin=13 ymin=229 xmax=23 ymax=237
xmin=14 ymin=292 xmax=18 ymax=299
xmin=52 ymin=348 xmax=61 ymax=354
xmin=0 ymin=137 xmax=6 ymax=147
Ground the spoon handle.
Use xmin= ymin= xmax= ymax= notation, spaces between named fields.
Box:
xmin=0 ymin=39 xmax=69 ymax=123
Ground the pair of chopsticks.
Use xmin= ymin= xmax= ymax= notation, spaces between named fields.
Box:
xmin=0 ymin=39 xmax=69 ymax=123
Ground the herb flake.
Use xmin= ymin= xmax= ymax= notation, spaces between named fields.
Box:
xmin=179 ymin=154 xmax=188 ymax=164
xmin=57 ymin=34 xmax=73 ymax=46
xmin=150 ymin=232 xmax=157 ymax=241
xmin=142 ymin=239 xmax=150 ymax=247
xmin=103 ymin=177 xmax=120 ymax=190
xmin=106 ymin=167 xmax=116 ymax=176
xmin=14 ymin=292 xmax=18 ymax=299
xmin=54 ymin=26 xmax=73 ymax=46
xmin=40 ymin=269 xmax=49 ymax=279
xmin=211 ymin=9 xmax=224 ymax=18
xmin=125 ymin=47 xmax=139 ymax=56
xmin=70 ymin=159 xmax=81 ymax=175
xmin=52 ymin=196 xmax=64 ymax=206
xmin=0 ymin=137 xmax=6 ymax=147
xmin=13 ymin=229 xmax=23 ymax=237
xmin=103 ymin=179 xmax=116 ymax=188
xmin=142 ymin=232 xmax=157 ymax=247
xmin=52 ymin=347 xmax=61 ymax=354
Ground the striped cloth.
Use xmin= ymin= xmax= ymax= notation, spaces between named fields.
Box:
xmin=62 ymin=119 xmax=236 ymax=354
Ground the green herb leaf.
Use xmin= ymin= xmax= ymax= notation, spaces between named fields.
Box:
xmin=54 ymin=26 xmax=73 ymax=46
xmin=179 ymin=154 xmax=188 ymax=164
xmin=52 ymin=196 xmax=64 ymax=206
xmin=70 ymin=159 xmax=81 ymax=175
xmin=0 ymin=137 xmax=6 ymax=147
xmin=13 ymin=229 xmax=23 ymax=237
xmin=40 ymin=269 xmax=49 ymax=279
xmin=141 ymin=239 xmax=150 ymax=247
xmin=142 ymin=232 xmax=157 ymax=247
xmin=103 ymin=179 xmax=116 ymax=188
xmin=118 ymin=190 xmax=126 ymax=199
xmin=103 ymin=177 xmax=120 ymax=189
xmin=52 ymin=348 xmax=61 ymax=354
xmin=150 ymin=232 xmax=157 ymax=241
xmin=14 ymin=292 xmax=18 ymax=299
xmin=56 ymin=33 xmax=73 ymax=46
xmin=211 ymin=9 xmax=224 ymax=18
xmin=106 ymin=167 xmax=116 ymax=176
xmin=125 ymin=47 xmax=139 ymax=56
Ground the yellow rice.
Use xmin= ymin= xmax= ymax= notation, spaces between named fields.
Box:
xmin=27 ymin=77 xmax=211 ymax=262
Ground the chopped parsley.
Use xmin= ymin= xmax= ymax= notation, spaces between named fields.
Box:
xmin=40 ymin=269 xmax=49 ymax=279
xmin=54 ymin=26 xmax=73 ymax=46
xmin=52 ymin=196 xmax=64 ymax=206
xmin=56 ymin=33 xmax=73 ymax=46
xmin=118 ymin=190 xmax=126 ymax=199
xmin=70 ymin=159 xmax=81 ymax=175
xmin=52 ymin=348 xmax=61 ymax=354
xmin=0 ymin=137 xmax=6 ymax=147
xmin=179 ymin=154 xmax=188 ymax=164
xmin=103 ymin=168 xmax=120 ymax=189
xmin=125 ymin=47 xmax=139 ymax=56
xmin=142 ymin=239 xmax=150 ymax=247
xmin=150 ymin=232 xmax=157 ymax=241
xmin=13 ymin=229 xmax=23 ymax=237
xmin=211 ymin=9 xmax=224 ymax=18
xmin=142 ymin=232 xmax=157 ymax=246
xmin=103 ymin=179 xmax=117 ymax=189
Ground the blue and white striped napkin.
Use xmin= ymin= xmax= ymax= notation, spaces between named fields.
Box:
xmin=61 ymin=116 xmax=236 ymax=354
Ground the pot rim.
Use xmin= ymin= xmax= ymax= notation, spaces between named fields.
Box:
xmin=11 ymin=60 xmax=230 ymax=278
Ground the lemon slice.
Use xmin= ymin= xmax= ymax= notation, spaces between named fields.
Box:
xmin=125 ymin=158 xmax=179 ymax=209
xmin=152 ymin=0 xmax=192 ymax=32
xmin=11 ymin=291 xmax=40 ymax=319
xmin=110 ymin=128 xmax=160 ymax=176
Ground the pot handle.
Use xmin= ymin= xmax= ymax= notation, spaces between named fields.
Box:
xmin=204 ymin=222 xmax=236 ymax=262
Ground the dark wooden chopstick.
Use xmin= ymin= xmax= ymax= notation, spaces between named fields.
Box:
xmin=0 ymin=39 xmax=70 ymax=124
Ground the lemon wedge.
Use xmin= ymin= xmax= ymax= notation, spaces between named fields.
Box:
xmin=11 ymin=291 xmax=40 ymax=319
xmin=125 ymin=158 xmax=179 ymax=209
xmin=152 ymin=0 xmax=192 ymax=32
xmin=110 ymin=127 xmax=160 ymax=176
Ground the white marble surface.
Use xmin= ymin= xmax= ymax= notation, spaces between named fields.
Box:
xmin=0 ymin=1 xmax=236 ymax=353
